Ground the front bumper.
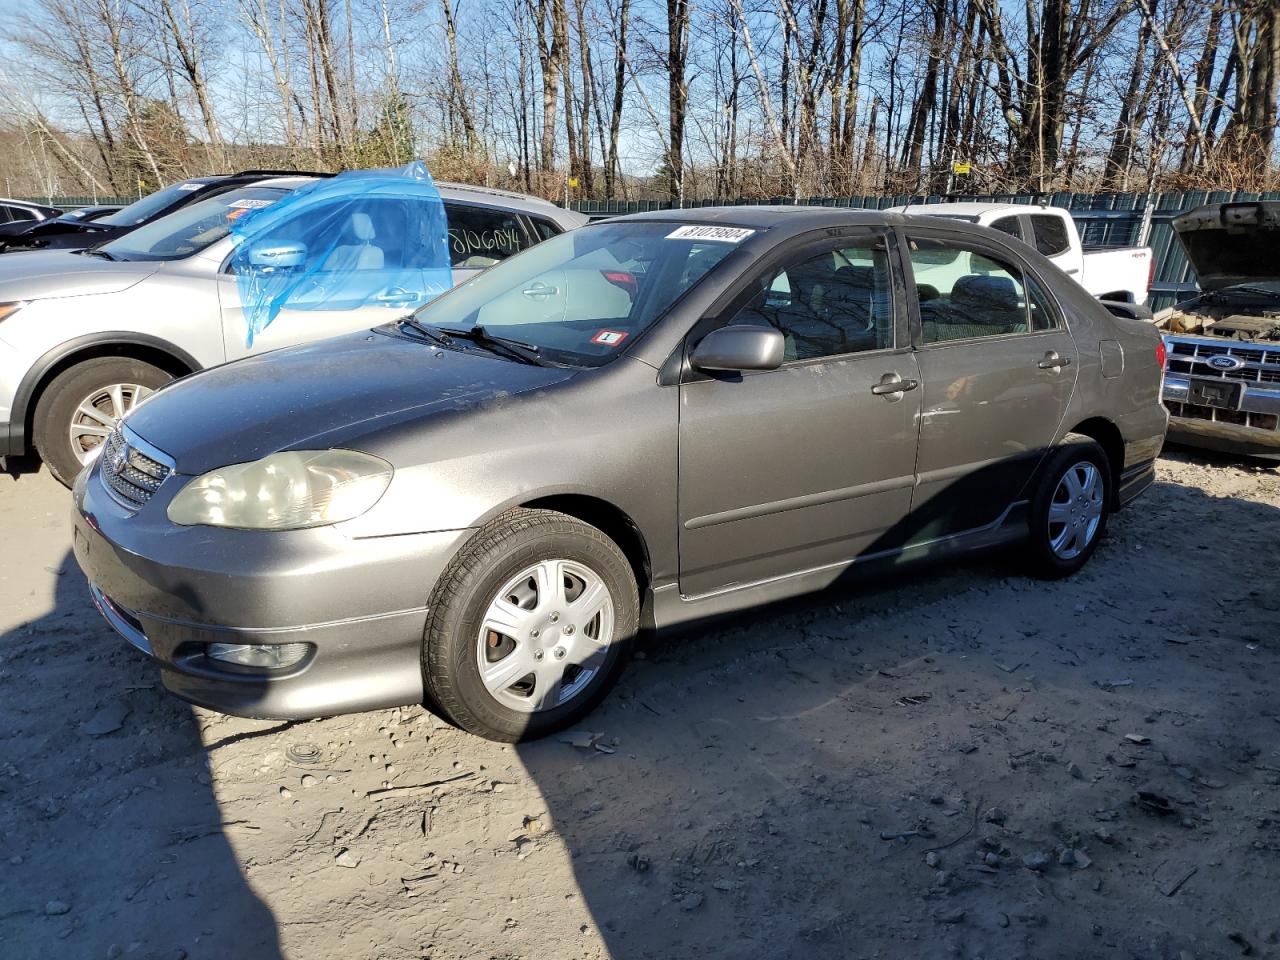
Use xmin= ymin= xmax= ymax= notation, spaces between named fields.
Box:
xmin=72 ymin=462 xmax=474 ymax=719
xmin=1162 ymin=374 xmax=1280 ymax=457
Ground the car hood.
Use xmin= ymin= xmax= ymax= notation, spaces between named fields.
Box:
xmin=1173 ymin=201 xmax=1280 ymax=291
xmin=0 ymin=249 xmax=158 ymax=300
xmin=125 ymin=329 xmax=579 ymax=475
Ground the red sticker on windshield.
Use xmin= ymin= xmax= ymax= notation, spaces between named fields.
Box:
xmin=591 ymin=329 xmax=629 ymax=346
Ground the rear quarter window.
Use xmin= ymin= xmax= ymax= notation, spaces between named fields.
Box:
xmin=1031 ymin=215 xmax=1071 ymax=257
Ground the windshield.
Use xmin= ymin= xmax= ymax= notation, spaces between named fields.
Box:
xmin=94 ymin=181 xmax=213 ymax=227
xmin=408 ymin=221 xmax=741 ymax=365
xmin=97 ymin=187 xmax=290 ymax=262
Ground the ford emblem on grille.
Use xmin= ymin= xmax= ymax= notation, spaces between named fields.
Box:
xmin=1205 ymin=354 xmax=1245 ymax=371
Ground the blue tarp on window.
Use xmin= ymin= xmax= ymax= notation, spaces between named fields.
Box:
xmin=228 ymin=161 xmax=453 ymax=346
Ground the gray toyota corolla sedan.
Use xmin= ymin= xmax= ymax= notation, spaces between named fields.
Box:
xmin=73 ymin=207 xmax=1168 ymax=741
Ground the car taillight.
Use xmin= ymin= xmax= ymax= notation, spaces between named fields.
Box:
xmin=601 ymin=270 xmax=638 ymax=298
xmin=1156 ymin=338 xmax=1167 ymax=369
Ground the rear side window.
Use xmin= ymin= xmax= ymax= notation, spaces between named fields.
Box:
xmin=1030 ymin=214 xmax=1071 ymax=257
xmin=906 ymin=236 xmax=1056 ymax=343
xmin=729 ymin=238 xmax=895 ymax=361
xmin=5 ymin=206 xmax=36 ymax=222
xmin=527 ymin=217 xmax=561 ymax=242
xmin=445 ymin=203 xmax=528 ymax=268
xmin=989 ymin=216 xmax=1022 ymax=239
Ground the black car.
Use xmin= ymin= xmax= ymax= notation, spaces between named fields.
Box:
xmin=0 ymin=171 xmax=329 ymax=254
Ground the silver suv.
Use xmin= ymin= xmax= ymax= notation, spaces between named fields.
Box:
xmin=0 ymin=176 xmax=585 ymax=484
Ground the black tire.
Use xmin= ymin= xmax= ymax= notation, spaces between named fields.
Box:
xmin=1025 ymin=433 xmax=1112 ymax=580
xmin=422 ymin=509 xmax=639 ymax=742
xmin=34 ymin=357 xmax=173 ymax=488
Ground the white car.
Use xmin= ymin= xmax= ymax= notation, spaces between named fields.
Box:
xmin=893 ymin=202 xmax=1154 ymax=305
xmin=0 ymin=176 xmax=586 ymax=485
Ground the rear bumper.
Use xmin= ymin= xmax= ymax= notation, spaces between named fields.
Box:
xmin=72 ymin=462 xmax=474 ymax=719
xmin=1117 ymin=459 xmax=1157 ymax=506
xmin=0 ymin=420 xmax=18 ymax=457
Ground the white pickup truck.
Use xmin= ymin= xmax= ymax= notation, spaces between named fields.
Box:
xmin=894 ymin=202 xmax=1154 ymax=305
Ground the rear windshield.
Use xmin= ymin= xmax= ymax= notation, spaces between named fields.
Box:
xmin=96 ymin=187 xmax=290 ymax=261
xmin=409 ymin=221 xmax=742 ymax=365
xmin=94 ymin=181 xmax=213 ymax=227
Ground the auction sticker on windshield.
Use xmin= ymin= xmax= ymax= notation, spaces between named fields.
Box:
xmin=666 ymin=225 xmax=755 ymax=243
xmin=590 ymin=329 xmax=629 ymax=346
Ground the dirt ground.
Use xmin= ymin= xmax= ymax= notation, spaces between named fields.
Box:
xmin=2 ymin=449 xmax=1279 ymax=960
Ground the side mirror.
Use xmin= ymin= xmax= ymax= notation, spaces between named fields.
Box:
xmin=690 ymin=326 xmax=785 ymax=373
xmin=247 ymin=240 xmax=307 ymax=271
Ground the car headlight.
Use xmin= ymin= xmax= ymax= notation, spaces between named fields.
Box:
xmin=167 ymin=450 xmax=393 ymax=530
xmin=0 ymin=301 xmax=25 ymax=324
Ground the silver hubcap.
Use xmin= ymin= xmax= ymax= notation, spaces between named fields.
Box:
xmin=1048 ymin=461 xmax=1104 ymax=560
xmin=477 ymin=559 xmax=615 ymax=713
xmin=69 ymin=383 xmax=154 ymax=464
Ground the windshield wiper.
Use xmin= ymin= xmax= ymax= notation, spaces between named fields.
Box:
xmin=78 ymin=247 xmax=117 ymax=261
xmin=398 ymin=317 xmax=456 ymax=347
xmin=435 ymin=325 xmax=553 ymax=366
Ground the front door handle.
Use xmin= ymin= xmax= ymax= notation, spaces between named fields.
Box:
xmin=1038 ymin=351 xmax=1072 ymax=370
xmin=522 ymin=282 xmax=559 ymax=300
xmin=871 ymin=372 xmax=919 ymax=399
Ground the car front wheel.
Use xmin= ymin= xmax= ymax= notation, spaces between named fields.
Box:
xmin=33 ymin=357 xmax=173 ymax=488
xmin=1025 ymin=434 xmax=1111 ymax=579
xmin=422 ymin=509 xmax=639 ymax=742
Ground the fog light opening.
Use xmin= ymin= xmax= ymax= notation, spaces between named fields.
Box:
xmin=206 ymin=642 xmax=311 ymax=670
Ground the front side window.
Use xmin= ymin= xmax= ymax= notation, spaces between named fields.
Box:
xmin=98 ymin=186 xmax=289 ymax=261
xmin=6 ymin=206 xmax=36 ymax=222
xmin=410 ymin=220 xmax=738 ymax=366
xmin=907 ymin=236 xmax=1045 ymax=343
xmin=1030 ymin=214 xmax=1071 ymax=257
xmin=230 ymin=196 xmax=442 ymax=276
xmin=728 ymin=238 xmax=895 ymax=361
xmin=445 ymin=203 xmax=528 ymax=268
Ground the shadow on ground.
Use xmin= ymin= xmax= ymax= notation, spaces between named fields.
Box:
xmin=0 ymin=551 xmax=282 ymax=960
xmin=3 ymin=467 xmax=1279 ymax=959
xmin=510 ymin=478 xmax=1280 ymax=959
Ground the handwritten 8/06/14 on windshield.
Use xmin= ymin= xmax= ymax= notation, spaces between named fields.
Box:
xmin=449 ymin=227 xmax=521 ymax=255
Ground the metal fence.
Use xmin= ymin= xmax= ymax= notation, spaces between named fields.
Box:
xmin=26 ymin=189 xmax=1280 ymax=311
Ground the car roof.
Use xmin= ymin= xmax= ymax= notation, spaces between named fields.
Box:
xmin=889 ymin=201 xmax=1057 ymax=217
xmin=0 ymin=197 xmax=58 ymax=208
xmin=434 ymin=181 xmax=583 ymax=220
xmin=605 ymin=204 xmax=897 ymax=234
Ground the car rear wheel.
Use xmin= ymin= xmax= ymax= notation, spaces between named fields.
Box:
xmin=34 ymin=357 xmax=173 ymax=488
xmin=1025 ymin=433 xmax=1111 ymax=579
xmin=422 ymin=509 xmax=639 ymax=742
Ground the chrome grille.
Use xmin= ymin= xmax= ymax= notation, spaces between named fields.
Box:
xmin=1167 ymin=338 xmax=1280 ymax=384
xmin=100 ymin=428 xmax=170 ymax=509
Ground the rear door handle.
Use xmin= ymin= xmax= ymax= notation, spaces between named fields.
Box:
xmin=871 ymin=373 xmax=919 ymax=398
xmin=1038 ymin=351 xmax=1072 ymax=370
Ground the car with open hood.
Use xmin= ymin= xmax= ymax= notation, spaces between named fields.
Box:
xmin=0 ymin=174 xmax=586 ymax=484
xmin=72 ymin=206 xmax=1168 ymax=741
xmin=1157 ymin=201 xmax=1280 ymax=459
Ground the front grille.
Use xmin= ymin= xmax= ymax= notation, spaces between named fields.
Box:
xmin=1167 ymin=338 xmax=1280 ymax=385
xmin=100 ymin=428 xmax=170 ymax=509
